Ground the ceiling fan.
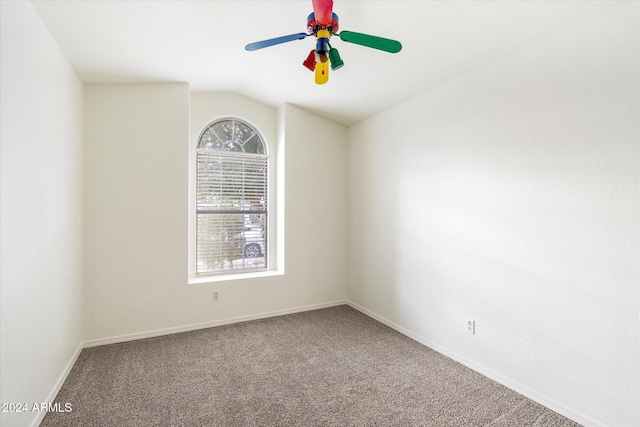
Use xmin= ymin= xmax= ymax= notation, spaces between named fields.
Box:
xmin=245 ymin=0 xmax=402 ymax=85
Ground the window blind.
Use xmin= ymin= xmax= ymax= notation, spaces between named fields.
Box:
xmin=196 ymin=150 xmax=268 ymax=274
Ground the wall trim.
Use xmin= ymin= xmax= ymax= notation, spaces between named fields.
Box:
xmin=346 ymin=300 xmax=604 ymax=427
xmin=84 ymin=300 xmax=347 ymax=348
xmin=30 ymin=341 xmax=84 ymax=427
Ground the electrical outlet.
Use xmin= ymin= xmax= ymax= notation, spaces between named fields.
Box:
xmin=466 ymin=319 xmax=475 ymax=335
xmin=212 ymin=290 xmax=220 ymax=302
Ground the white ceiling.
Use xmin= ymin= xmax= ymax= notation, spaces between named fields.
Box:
xmin=32 ymin=0 xmax=625 ymax=125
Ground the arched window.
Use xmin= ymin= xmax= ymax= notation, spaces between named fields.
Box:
xmin=196 ymin=118 xmax=268 ymax=275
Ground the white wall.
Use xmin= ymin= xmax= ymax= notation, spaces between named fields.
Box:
xmin=0 ymin=2 xmax=85 ymax=427
xmin=84 ymin=84 xmax=190 ymax=341
xmin=280 ymin=103 xmax=348 ymax=304
xmin=84 ymin=90 xmax=347 ymax=343
xmin=347 ymin=4 xmax=638 ymax=427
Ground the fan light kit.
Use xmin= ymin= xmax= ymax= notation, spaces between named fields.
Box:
xmin=245 ymin=0 xmax=402 ymax=85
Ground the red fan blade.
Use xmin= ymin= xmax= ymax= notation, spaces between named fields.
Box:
xmin=312 ymin=0 xmax=333 ymax=26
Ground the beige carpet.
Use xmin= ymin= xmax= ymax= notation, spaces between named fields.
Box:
xmin=42 ymin=305 xmax=580 ymax=426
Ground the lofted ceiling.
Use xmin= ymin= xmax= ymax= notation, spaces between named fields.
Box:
xmin=32 ymin=0 xmax=626 ymax=125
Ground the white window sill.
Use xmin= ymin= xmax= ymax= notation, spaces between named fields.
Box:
xmin=189 ymin=270 xmax=283 ymax=285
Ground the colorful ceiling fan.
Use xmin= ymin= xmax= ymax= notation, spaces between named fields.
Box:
xmin=245 ymin=0 xmax=402 ymax=85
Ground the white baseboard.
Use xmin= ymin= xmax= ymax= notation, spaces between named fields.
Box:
xmin=31 ymin=341 xmax=83 ymax=427
xmin=84 ymin=300 xmax=348 ymax=348
xmin=346 ymin=300 xmax=603 ymax=427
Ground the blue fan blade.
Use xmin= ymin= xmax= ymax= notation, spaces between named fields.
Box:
xmin=245 ymin=33 xmax=308 ymax=51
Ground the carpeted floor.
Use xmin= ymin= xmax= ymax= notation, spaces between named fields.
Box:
xmin=42 ymin=305 xmax=580 ymax=426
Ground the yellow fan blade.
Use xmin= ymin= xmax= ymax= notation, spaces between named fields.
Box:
xmin=315 ymin=61 xmax=329 ymax=85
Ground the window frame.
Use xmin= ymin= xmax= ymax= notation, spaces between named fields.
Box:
xmin=189 ymin=116 xmax=278 ymax=282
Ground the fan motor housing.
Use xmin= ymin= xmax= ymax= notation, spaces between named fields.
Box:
xmin=307 ymin=12 xmax=339 ymax=34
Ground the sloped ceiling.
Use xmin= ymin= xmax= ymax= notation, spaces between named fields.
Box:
xmin=32 ymin=0 xmax=626 ymax=125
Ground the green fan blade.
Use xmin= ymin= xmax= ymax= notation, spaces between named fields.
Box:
xmin=339 ymin=31 xmax=402 ymax=53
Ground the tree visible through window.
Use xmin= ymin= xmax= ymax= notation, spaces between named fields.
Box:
xmin=196 ymin=119 xmax=268 ymax=275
